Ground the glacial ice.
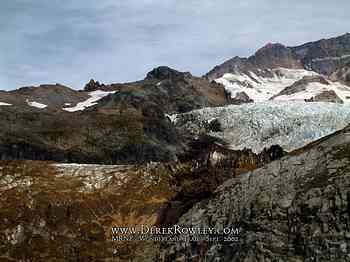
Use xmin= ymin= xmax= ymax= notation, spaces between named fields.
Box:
xmin=173 ymin=101 xmax=350 ymax=153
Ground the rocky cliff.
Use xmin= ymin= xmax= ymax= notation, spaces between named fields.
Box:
xmin=160 ymin=125 xmax=350 ymax=261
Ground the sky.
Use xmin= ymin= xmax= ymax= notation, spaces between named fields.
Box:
xmin=1 ymin=0 xmax=349 ymax=90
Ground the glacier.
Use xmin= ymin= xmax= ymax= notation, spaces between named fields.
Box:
xmin=172 ymin=101 xmax=350 ymax=153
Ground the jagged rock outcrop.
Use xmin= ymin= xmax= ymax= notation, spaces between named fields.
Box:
xmin=160 ymin=125 xmax=350 ymax=261
xmin=231 ymin=92 xmax=254 ymax=104
xmin=305 ymin=90 xmax=344 ymax=103
xmin=84 ymin=79 xmax=106 ymax=91
xmin=272 ymin=75 xmax=329 ymax=98
xmin=145 ymin=66 xmax=191 ymax=81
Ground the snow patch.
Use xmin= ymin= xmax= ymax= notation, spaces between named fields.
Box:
xmin=26 ymin=100 xmax=47 ymax=109
xmin=0 ymin=102 xmax=12 ymax=106
xmin=63 ymin=90 xmax=116 ymax=112
xmin=165 ymin=114 xmax=177 ymax=122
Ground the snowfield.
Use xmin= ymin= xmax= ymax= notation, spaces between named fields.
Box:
xmin=215 ymin=68 xmax=350 ymax=103
xmin=172 ymin=101 xmax=350 ymax=153
xmin=215 ymin=68 xmax=317 ymax=102
xmin=63 ymin=90 xmax=116 ymax=112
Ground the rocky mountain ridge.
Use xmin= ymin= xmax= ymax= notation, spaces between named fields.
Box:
xmin=206 ymin=33 xmax=350 ymax=80
xmin=206 ymin=33 xmax=350 ymax=104
xmin=0 ymin=66 xmax=233 ymax=165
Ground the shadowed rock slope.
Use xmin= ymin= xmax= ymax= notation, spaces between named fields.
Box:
xmin=0 ymin=66 xmax=233 ymax=164
xmin=96 ymin=66 xmax=232 ymax=114
xmin=160 ymin=125 xmax=350 ymax=261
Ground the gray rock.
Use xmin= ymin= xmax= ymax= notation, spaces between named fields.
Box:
xmin=160 ymin=125 xmax=350 ymax=261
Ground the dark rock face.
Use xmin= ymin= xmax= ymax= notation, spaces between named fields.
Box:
xmin=292 ymin=33 xmax=350 ymax=75
xmin=0 ymin=106 xmax=180 ymax=165
xmin=305 ymin=90 xmax=344 ymax=104
xmin=160 ymin=125 xmax=350 ymax=261
xmin=84 ymin=79 xmax=105 ymax=91
xmin=145 ymin=66 xmax=190 ymax=81
xmin=331 ymin=62 xmax=350 ymax=87
xmin=232 ymin=91 xmax=254 ymax=104
xmin=0 ymin=142 xmax=90 ymax=163
xmin=251 ymin=43 xmax=302 ymax=69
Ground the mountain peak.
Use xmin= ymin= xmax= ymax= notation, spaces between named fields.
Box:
xmin=145 ymin=66 xmax=186 ymax=80
xmin=256 ymin=42 xmax=287 ymax=54
xmin=84 ymin=79 xmax=105 ymax=91
xmin=263 ymin=42 xmax=285 ymax=49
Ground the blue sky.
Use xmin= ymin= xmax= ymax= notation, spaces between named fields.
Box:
xmin=1 ymin=0 xmax=349 ymax=90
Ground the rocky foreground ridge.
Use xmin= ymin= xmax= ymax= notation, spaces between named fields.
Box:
xmin=160 ymin=125 xmax=350 ymax=261
xmin=0 ymin=139 xmax=285 ymax=261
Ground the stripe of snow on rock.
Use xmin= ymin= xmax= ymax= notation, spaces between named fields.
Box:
xmin=26 ymin=100 xmax=47 ymax=109
xmin=63 ymin=90 xmax=116 ymax=112
xmin=0 ymin=102 xmax=12 ymax=106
